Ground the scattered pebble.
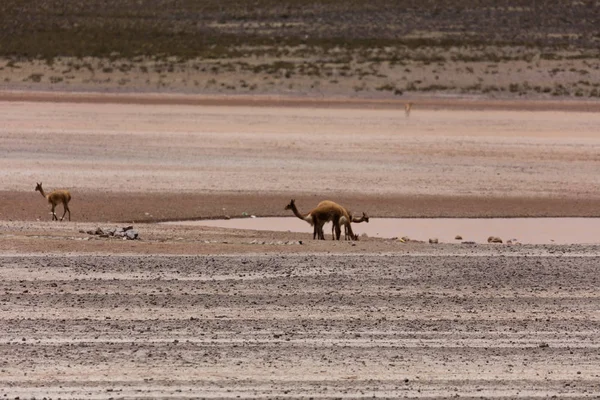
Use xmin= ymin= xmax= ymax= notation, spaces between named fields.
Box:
xmin=249 ymin=239 xmax=302 ymax=245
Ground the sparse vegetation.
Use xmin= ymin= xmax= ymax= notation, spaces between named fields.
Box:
xmin=25 ymin=73 xmax=43 ymax=83
xmin=0 ymin=1 xmax=598 ymax=98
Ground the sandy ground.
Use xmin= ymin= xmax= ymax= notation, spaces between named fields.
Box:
xmin=2 ymin=92 xmax=600 ymax=222
xmin=2 ymin=91 xmax=600 ymax=398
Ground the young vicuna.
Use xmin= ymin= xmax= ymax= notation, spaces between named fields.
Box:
xmin=405 ymin=102 xmax=413 ymax=117
xmin=35 ymin=182 xmax=71 ymax=221
xmin=333 ymin=210 xmax=369 ymax=240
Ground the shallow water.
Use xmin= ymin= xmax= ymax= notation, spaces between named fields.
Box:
xmin=164 ymin=217 xmax=600 ymax=244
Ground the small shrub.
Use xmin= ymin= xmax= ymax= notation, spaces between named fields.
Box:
xmin=26 ymin=73 xmax=43 ymax=82
xmin=376 ymin=83 xmax=396 ymax=92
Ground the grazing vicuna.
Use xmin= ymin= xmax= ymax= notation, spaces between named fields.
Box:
xmin=333 ymin=210 xmax=369 ymax=241
xmin=285 ymin=199 xmax=357 ymax=241
xmin=35 ymin=182 xmax=71 ymax=221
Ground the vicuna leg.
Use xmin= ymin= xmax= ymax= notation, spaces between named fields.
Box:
xmin=335 ymin=223 xmax=342 ymax=241
xmin=51 ymin=204 xmax=57 ymax=221
xmin=61 ymin=203 xmax=70 ymax=221
xmin=317 ymin=221 xmax=326 ymax=240
xmin=311 ymin=215 xmax=320 ymax=240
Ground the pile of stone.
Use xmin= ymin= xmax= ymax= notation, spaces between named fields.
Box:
xmin=249 ymin=239 xmax=303 ymax=245
xmin=82 ymin=225 xmax=139 ymax=240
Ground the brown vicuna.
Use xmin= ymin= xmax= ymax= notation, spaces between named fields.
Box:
xmin=333 ymin=210 xmax=369 ymax=241
xmin=405 ymin=102 xmax=413 ymax=118
xmin=35 ymin=182 xmax=71 ymax=221
xmin=285 ymin=199 xmax=357 ymax=241
xmin=285 ymin=199 xmax=329 ymax=240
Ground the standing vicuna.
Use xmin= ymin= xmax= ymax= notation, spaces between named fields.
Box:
xmin=285 ymin=199 xmax=357 ymax=241
xmin=35 ymin=182 xmax=72 ymax=221
xmin=405 ymin=102 xmax=413 ymax=118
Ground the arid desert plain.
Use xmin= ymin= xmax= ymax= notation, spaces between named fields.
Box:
xmin=2 ymin=92 xmax=600 ymax=399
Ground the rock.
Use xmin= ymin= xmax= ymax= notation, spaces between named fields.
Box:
xmin=224 ymin=215 xmax=231 ymax=220
xmin=462 ymin=241 xmax=476 ymax=245
xmin=114 ymin=229 xmax=126 ymax=237
xmin=429 ymin=238 xmax=439 ymax=244
xmin=455 ymin=235 xmax=463 ymax=240
xmin=487 ymin=236 xmax=503 ymax=243
xmin=401 ymin=236 xmax=411 ymax=242
xmin=125 ymin=230 xmax=139 ymax=240
xmin=94 ymin=227 xmax=104 ymax=235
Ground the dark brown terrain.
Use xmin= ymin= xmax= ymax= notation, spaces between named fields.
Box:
xmin=1 ymin=1 xmax=599 ymax=97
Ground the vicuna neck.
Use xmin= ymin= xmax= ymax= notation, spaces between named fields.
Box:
xmin=290 ymin=203 xmax=304 ymax=219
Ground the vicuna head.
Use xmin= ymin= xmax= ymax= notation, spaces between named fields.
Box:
xmin=285 ymin=199 xmax=296 ymax=211
xmin=362 ymin=212 xmax=370 ymax=223
xmin=35 ymin=182 xmax=43 ymax=193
